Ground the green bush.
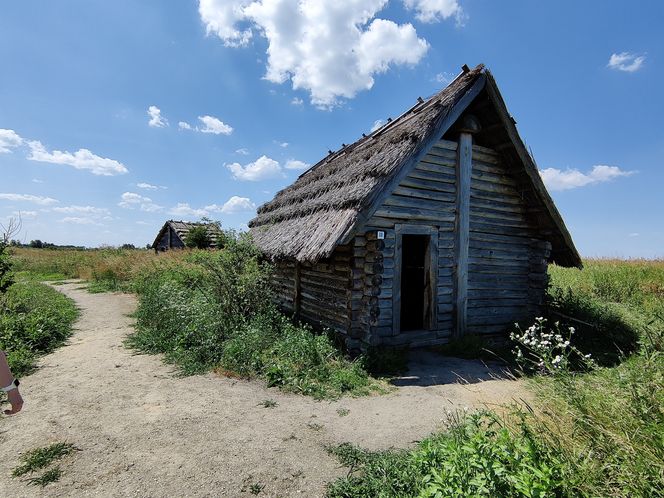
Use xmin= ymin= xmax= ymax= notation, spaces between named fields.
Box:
xmin=0 ymin=281 xmax=78 ymax=376
xmin=327 ymin=411 xmax=568 ymax=498
xmin=128 ymin=234 xmax=378 ymax=398
xmin=184 ymin=225 xmax=213 ymax=249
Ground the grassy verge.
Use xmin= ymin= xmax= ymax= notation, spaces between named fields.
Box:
xmin=126 ymin=236 xmax=382 ymax=399
xmin=327 ymin=259 xmax=664 ymax=497
xmin=0 ymin=281 xmax=79 ymax=376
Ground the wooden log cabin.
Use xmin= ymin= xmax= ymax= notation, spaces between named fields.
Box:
xmin=249 ymin=64 xmax=581 ymax=350
xmin=152 ymin=220 xmax=221 ymax=251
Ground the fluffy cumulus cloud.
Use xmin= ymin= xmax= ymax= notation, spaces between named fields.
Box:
xmin=118 ymin=192 xmax=163 ymax=212
xmin=199 ymin=0 xmax=430 ymax=106
xmin=539 ymin=165 xmax=635 ymax=191
xmin=0 ymin=193 xmax=58 ymax=205
xmin=0 ymin=129 xmax=23 ymax=153
xmin=148 ymin=105 xmax=168 ymax=128
xmin=197 ymin=115 xmax=233 ymax=135
xmin=169 ymin=203 xmax=209 ymax=218
xmin=402 ymin=0 xmax=464 ymax=23
xmin=284 ymin=159 xmax=309 ymax=170
xmin=199 ymin=0 xmax=254 ymax=47
xmin=608 ymin=52 xmax=645 ymax=72
xmin=179 ymin=116 xmax=233 ymax=135
xmin=27 ymin=141 xmax=128 ymax=176
xmin=226 ymin=155 xmax=284 ymax=181
xmin=216 ymin=196 xmax=257 ymax=214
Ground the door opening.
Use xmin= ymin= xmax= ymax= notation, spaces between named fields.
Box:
xmin=400 ymin=234 xmax=430 ymax=331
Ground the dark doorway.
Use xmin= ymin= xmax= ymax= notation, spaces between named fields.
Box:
xmin=400 ymin=234 xmax=430 ymax=331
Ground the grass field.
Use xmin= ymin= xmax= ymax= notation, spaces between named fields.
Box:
xmin=8 ymin=246 xmax=664 ymax=496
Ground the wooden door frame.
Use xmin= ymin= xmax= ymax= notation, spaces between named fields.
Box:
xmin=393 ymin=224 xmax=439 ymax=334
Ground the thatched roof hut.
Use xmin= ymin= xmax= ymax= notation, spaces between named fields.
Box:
xmin=152 ymin=220 xmax=221 ymax=251
xmin=250 ymin=64 xmax=580 ymax=350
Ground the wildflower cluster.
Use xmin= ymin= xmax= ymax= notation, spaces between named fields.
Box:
xmin=510 ymin=317 xmax=593 ymax=374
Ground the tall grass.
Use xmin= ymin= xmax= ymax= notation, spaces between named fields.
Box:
xmin=0 ymin=281 xmax=79 ymax=376
xmin=11 ymin=247 xmax=188 ymax=291
xmin=328 ymin=259 xmax=664 ymax=497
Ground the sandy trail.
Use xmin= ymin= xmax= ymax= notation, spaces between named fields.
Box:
xmin=0 ymin=282 xmax=528 ymax=497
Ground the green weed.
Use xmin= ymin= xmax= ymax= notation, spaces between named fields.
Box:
xmin=12 ymin=442 xmax=75 ymax=477
xmin=26 ymin=466 xmax=63 ymax=487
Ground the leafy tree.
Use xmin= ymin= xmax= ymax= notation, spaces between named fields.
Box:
xmin=29 ymin=239 xmax=44 ymax=249
xmin=121 ymin=243 xmax=136 ymax=250
xmin=184 ymin=225 xmax=212 ymax=249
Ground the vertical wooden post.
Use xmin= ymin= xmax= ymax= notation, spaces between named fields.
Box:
xmin=455 ymin=115 xmax=480 ymax=338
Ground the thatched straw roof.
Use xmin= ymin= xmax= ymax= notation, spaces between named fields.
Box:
xmin=152 ymin=220 xmax=222 ymax=248
xmin=250 ymin=64 xmax=581 ymax=268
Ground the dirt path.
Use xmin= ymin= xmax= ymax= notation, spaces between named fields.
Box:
xmin=0 ymin=282 xmax=529 ymax=497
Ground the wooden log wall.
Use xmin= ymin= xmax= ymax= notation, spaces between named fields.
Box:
xmin=359 ymin=139 xmax=459 ymax=347
xmin=466 ymin=144 xmax=548 ymax=335
xmin=271 ymin=260 xmax=296 ymax=312
xmin=298 ymin=245 xmax=352 ymax=335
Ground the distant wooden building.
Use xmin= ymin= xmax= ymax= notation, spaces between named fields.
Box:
xmin=152 ymin=220 xmax=221 ymax=251
xmin=249 ymin=65 xmax=581 ymax=350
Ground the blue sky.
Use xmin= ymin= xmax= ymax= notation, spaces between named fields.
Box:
xmin=1 ymin=1 xmax=662 ymax=257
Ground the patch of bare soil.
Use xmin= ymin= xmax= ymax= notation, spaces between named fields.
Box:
xmin=0 ymin=282 xmax=529 ymax=497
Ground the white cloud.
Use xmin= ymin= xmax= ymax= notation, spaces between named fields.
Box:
xmin=148 ymin=105 xmax=168 ymax=128
xmin=59 ymin=216 xmax=102 ymax=226
xmin=27 ymin=141 xmax=128 ymax=176
xmin=137 ymin=182 xmax=167 ymax=190
xmin=284 ymin=159 xmax=309 ymax=170
xmin=178 ymin=121 xmax=193 ymax=130
xmin=226 ymin=155 xmax=283 ymax=181
xmin=118 ymin=192 xmax=164 ymax=212
xmin=0 ymin=129 xmax=23 ymax=153
xmin=235 ymin=148 xmax=250 ymax=155
xmin=197 ymin=115 xmax=233 ymax=135
xmin=539 ymin=165 xmax=635 ymax=191
xmin=52 ymin=205 xmax=110 ymax=216
xmin=371 ymin=119 xmax=385 ymax=132
xmin=13 ymin=210 xmax=37 ymax=218
xmin=169 ymin=203 xmax=209 ymax=219
xmin=207 ymin=196 xmax=257 ymax=214
xmin=628 ymin=233 xmax=640 ymax=237
xmin=608 ymin=52 xmax=645 ymax=72
xmin=291 ymin=97 xmax=304 ymax=106
xmin=277 ymin=141 xmax=289 ymax=148
xmin=31 ymin=179 xmax=44 ymax=184
xmin=434 ymin=71 xmax=454 ymax=85
xmin=199 ymin=0 xmax=430 ymax=107
xmin=403 ymin=0 xmax=464 ymax=24
xmin=199 ymin=0 xmax=254 ymax=47
xmin=0 ymin=193 xmax=58 ymax=205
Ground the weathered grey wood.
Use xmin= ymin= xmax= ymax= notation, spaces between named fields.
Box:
xmin=344 ymin=73 xmax=487 ymax=243
xmin=293 ymin=261 xmax=301 ymax=318
xmin=454 ymin=130 xmax=473 ymax=338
